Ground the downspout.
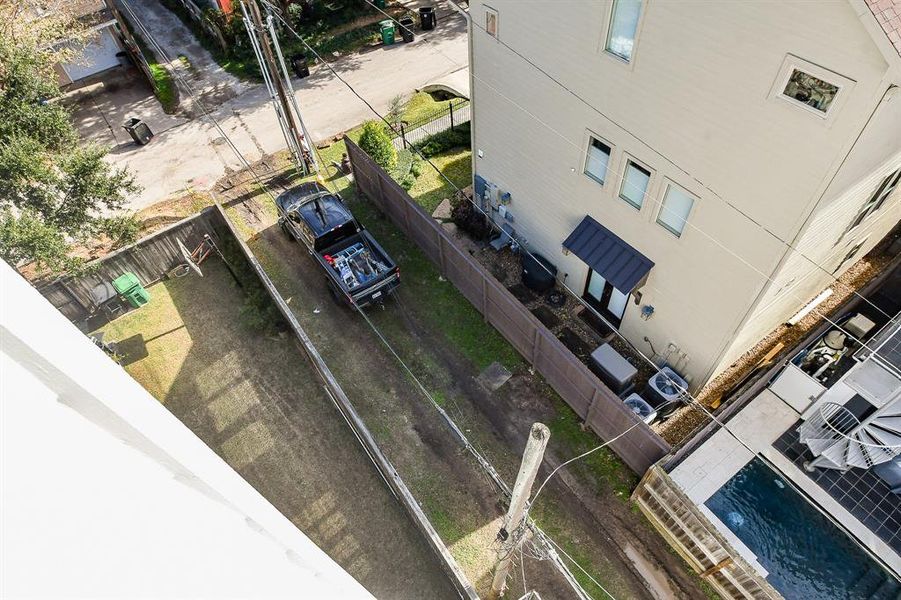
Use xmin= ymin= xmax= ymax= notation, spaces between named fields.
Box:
xmin=700 ymin=83 xmax=899 ymax=388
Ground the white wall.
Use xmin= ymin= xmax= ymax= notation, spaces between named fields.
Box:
xmin=470 ymin=0 xmax=897 ymax=387
xmin=715 ymin=87 xmax=901 ymax=374
xmin=0 ymin=261 xmax=373 ymax=599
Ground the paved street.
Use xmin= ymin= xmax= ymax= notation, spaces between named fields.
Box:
xmin=73 ymin=3 xmax=468 ymax=210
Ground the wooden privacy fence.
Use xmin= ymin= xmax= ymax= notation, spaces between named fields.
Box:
xmin=36 ymin=209 xmax=223 ymax=323
xmin=345 ymin=138 xmax=671 ymax=474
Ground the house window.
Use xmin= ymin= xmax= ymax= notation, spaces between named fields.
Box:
xmin=605 ymin=0 xmax=642 ymax=62
xmin=657 ymin=184 xmax=695 ymax=237
xmin=833 ymin=240 xmax=866 ymax=274
xmin=584 ymin=137 xmax=611 ymax=185
xmin=485 ymin=7 xmax=498 ymax=38
xmin=782 ymin=69 xmax=839 ymax=114
xmin=847 ymin=168 xmax=901 ymax=232
xmin=619 ymin=160 xmax=650 ymax=209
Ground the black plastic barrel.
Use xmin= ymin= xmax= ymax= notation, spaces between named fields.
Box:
xmin=399 ymin=17 xmax=415 ymax=42
xmin=521 ymin=252 xmax=557 ymax=293
xmin=123 ymin=118 xmax=153 ymax=145
xmin=291 ymin=54 xmax=309 ymax=78
xmin=419 ymin=6 xmax=436 ymax=30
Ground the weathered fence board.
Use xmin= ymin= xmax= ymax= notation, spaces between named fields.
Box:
xmin=36 ymin=209 xmax=222 ymax=323
xmin=345 ymin=137 xmax=671 ymax=474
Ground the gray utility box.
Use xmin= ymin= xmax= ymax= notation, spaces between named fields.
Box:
xmin=589 ymin=343 xmax=637 ymax=396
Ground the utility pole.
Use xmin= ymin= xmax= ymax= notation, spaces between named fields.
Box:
xmin=490 ymin=422 xmax=550 ymax=598
xmin=240 ymin=0 xmax=315 ymax=174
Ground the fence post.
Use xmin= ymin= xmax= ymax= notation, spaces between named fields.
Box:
xmin=375 ymin=168 xmax=386 ymax=210
xmin=481 ymin=278 xmax=488 ymax=323
xmin=449 ymin=102 xmax=455 ymax=131
xmin=584 ymin=388 xmax=602 ymax=429
xmin=400 ymin=123 xmax=407 ymax=149
xmin=437 ymin=232 xmax=447 ymax=277
xmin=531 ymin=327 xmax=541 ymax=365
xmin=402 ymin=191 xmax=412 ymax=234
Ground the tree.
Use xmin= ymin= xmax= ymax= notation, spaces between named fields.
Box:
xmin=0 ymin=1 xmax=140 ymax=275
xmin=358 ymin=120 xmax=397 ymax=171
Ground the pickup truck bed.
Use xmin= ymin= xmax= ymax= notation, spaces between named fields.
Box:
xmin=317 ymin=231 xmax=400 ymax=308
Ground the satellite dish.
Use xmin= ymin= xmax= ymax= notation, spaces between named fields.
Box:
xmin=177 ymin=239 xmax=203 ymax=277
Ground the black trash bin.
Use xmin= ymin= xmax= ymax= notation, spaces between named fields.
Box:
xmin=291 ymin=53 xmax=310 ymax=79
xmin=123 ymin=118 xmax=153 ymax=145
xmin=419 ymin=6 xmax=436 ymax=30
xmin=399 ymin=16 xmax=415 ymax=42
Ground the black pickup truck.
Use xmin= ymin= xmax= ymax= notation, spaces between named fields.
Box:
xmin=276 ymin=182 xmax=400 ymax=308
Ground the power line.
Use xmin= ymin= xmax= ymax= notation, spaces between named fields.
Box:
xmin=134 ymin=1 xmax=896 ymax=586
xmin=527 ymin=420 xmax=645 ymax=514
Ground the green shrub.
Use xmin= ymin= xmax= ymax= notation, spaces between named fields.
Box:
xmin=392 ymin=149 xmax=414 ymax=180
xmin=358 ymin=120 xmax=397 ymax=171
xmin=417 ymin=123 xmax=471 ymax=157
xmin=410 ymin=156 xmax=424 ymax=177
xmin=400 ymin=173 xmax=416 ymax=190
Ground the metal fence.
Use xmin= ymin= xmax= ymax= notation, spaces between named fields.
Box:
xmin=36 ymin=209 xmax=222 ymax=323
xmin=393 ymin=100 xmax=471 ymax=150
xmin=346 ymin=137 xmax=671 ymax=475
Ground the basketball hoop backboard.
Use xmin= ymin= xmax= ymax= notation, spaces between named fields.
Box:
xmin=178 ymin=239 xmax=204 ymax=277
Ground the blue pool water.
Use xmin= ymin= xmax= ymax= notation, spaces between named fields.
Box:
xmin=706 ymin=458 xmax=901 ymax=600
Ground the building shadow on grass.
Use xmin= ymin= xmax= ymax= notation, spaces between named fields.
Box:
xmin=99 ymin=254 xmax=461 ymax=599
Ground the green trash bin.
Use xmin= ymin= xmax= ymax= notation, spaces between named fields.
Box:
xmin=380 ymin=20 xmax=395 ymax=45
xmin=374 ymin=0 xmax=386 ymax=7
xmin=112 ymin=272 xmax=150 ymax=309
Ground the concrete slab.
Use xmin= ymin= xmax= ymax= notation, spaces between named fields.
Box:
xmin=476 ymin=361 xmax=512 ymax=391
xmin=432 ymin=197 xmax=453 ymax=220
xmin=69 ymin=70 xmax=186 ymax=149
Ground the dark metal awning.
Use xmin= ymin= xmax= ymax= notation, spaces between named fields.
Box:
xmin=562 ymin=216 xmax=654 ymax=293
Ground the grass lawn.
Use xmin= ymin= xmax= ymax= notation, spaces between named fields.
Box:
xmin=401 ymin=91 xmax=468 ymax=125
xmin=147 ymin=63 xmax=177 ymax=113
xmin=405 ymin=148 xmax=472 ymax=213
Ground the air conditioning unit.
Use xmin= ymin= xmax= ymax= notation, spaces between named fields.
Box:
xmin=645 ymin=366 xmax=688 ymax=419
xmin=623 ymin=393 xmax=657 ymax=424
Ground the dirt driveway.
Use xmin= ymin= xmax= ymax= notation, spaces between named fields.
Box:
xmin=217 ymin=158 xmax=711 ymax=599
xmin=93 ymin=260 xmax=459 ymax=599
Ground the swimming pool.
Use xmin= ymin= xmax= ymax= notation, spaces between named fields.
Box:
xmin=706 ymin=458 xmax=900 ymax=600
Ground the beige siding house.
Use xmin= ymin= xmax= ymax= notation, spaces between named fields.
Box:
xmin=469 ymin=0 xmax=901 ymax=390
